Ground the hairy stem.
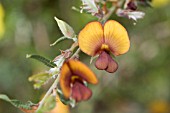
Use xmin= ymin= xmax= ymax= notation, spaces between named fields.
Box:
xmin=36 ymin=74 xmax=61 ymax=112
xmin=102 ymin=6 xmax=116 ymax=22
xmin=70 ymin=48 xmax=81 ymax=59
xmin=100 ymin=0 xmax=126 ymax=22
xmin=70 ymin=42 xmax=78 ymax=52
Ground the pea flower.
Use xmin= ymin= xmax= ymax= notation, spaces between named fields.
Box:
xmin=78 ymin=20 xmax=130 ymax=73
xmin=60 ymin=60 xmax=98 ymax=102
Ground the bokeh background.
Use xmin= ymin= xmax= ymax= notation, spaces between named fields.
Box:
xmin=0 ymin=0 xmax=170 ymax=113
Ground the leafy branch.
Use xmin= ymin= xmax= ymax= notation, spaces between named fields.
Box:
xmin=0 ymin=94 xmax=38 ymax=113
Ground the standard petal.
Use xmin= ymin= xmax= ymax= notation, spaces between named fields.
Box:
xmin=60 ymin=63 xmax=72 ymax=98
xmin=78 ymin=21 xmax=104 ymax=56
xmin=67 ymin=60 xmax=98 ymax=84
xmin=104 ymin=20 xmax=130 ymax=56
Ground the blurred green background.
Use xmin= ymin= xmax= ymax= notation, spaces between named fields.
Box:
xmin=0 ymin=0 xmax=170 ymax=113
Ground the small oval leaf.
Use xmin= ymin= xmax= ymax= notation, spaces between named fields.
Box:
xmin=54 ymin=17 xmax=75 ymax=38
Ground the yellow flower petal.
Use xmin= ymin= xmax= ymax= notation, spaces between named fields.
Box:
xmin=50 ymin=95 xmax=70 ymax=113
xmin=104 ymin=20 xmax=130 ymax=56
xmin=60 ymin=63 xmax=72 ymax=98
xmin=78 ymin=21 xmax=104 ymax=56
xmin=0 ymin=4 xmax=5 ymax=38
xmin=68 ymin=60 xmax=98 ymax=84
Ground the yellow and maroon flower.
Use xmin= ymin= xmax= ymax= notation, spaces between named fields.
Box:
xmin=60 ymin=60 xmax=98 ymax=102
xmin=78 ymin=20 xmax=130 ymax=73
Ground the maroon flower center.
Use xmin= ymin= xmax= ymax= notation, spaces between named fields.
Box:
xmin=71 ymin=81 xmax=92 ymax=102
xmin=127 ymin=1 xmax=137 ymax=11
xmin=95 ymin=51 xmax=118 ymax=73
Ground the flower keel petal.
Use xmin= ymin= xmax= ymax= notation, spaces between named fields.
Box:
xmin=105 ymin=55 xmax=118 ymax=73
xmin=71 ymin=82 xmax=92 ymax=102
xmin=95 ymin=51 xmax=108 ymax=70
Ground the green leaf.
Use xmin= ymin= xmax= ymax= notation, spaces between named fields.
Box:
xmin=0 ymin=94 xmax=38 ymax=112
xmin=57 ymin=89 xmax=76 ymax=108
xmin=36 ymin=95 xmax=56 ymax=113
xmin=29 ymin=72 xmax=53 ymax=89
xmin=26 ymin=54 xmax=56 ymax=68
xmin=0 ymin=94 xmax=11 ymax=103
xmin=54 ymin=17 xmax=75 ymax=38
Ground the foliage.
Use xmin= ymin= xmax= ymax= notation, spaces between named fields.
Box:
xmin=0 ymin=0 xmax=170 ymax=113
xmin=28 ymin=72 xmax=52 ymax=89
xmin=26 ymin=54 xmax=56 ymax=68
xmin=0 ymin=94 xmax=38 ymax=113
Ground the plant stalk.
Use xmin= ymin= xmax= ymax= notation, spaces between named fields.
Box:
xmin=36 ymin=74 xmax=60 ymax=112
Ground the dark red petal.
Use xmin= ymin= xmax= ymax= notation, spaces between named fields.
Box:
xmin=105 ymin=55 xmax=118 ymax=73
xmin=95 ymin=51 xmax=109 ymax=70
xmin=127 ymin=1 xmax=137 ymax=11
xmin=71 ymin=82 xmax=92 ymax=102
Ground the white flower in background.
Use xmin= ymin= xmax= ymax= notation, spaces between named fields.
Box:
xmin=48 ymin=53 xmax=65 ymax=78
xmin=81 ymin=0 xmax=99 ymax=15
xmin=128 ymin=11 xmax=145 ymax=21
xmin=48 ymin=67 xmax=60 ymax=78
xmin=53 ymin=56 xmax=65 ymax=68
xmin=117 ymin=9 xmax=145 ymax=21
xmin=49 ymin=51 xmax=69 ymax=78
